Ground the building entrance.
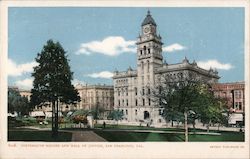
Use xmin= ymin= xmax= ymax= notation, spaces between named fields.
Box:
xmin=144 ymin=111 xmax=150 ymax=119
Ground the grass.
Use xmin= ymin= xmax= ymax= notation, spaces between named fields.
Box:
xmin=94 ymin=130 xmax=244 ymax=142
xmin=94 ymin=124 xmax=185 ymax=132
xmin=188 ymin=132 xmax=244 ymax=142
xmin=8 ymin=129 xmax=72 ymax=141
xmin=94 ymin=130 xmax=183 ymax=142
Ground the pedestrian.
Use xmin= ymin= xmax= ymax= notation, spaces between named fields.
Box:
xmin=103 ymin=121 xmax=106 ymax=129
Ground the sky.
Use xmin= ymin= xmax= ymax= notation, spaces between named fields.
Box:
xmin=8 ymin=7 xmax=245 ymax=89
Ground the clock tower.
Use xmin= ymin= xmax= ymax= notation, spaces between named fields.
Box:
xmin=136 ymin=10 xmax=163 ymax=88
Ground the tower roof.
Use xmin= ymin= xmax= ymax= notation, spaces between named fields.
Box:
xmin=141 ymin=10 xmax=157 ymax=26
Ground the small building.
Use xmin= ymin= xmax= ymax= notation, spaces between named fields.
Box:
xmin=212 ymin=82 xmax=245 ymax=125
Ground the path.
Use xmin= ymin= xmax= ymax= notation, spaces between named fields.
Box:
xmin=71 ymin=131 xmax=107 ymax=142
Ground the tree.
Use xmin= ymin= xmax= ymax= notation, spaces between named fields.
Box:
xmin=8 ymin=88 xmax=30 ymax=116
xmin=30 ymin=39 xmax=80 ymax=137
xmin=197 ymin=89 xmax=227 ymax=132
xmin=151 ymin=72 xmax=224 ymax=142
xmin=107 ymin=110 xmax=123 ymax=125
xmin=152 ymin=73 xmax=203 ymax=141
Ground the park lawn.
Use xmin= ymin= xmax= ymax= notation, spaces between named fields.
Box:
xmin=188 ymin=132 xmax=244 ymax=142
xmin=94 ymin=130 xmax=184 ymax=142
xmin=94 ymin=124 xmax=185 ymax=132
xmin=94 ymin=130 xmax=244 ymax=142
xmin=8 ymin=129 xmax=72 ymax=141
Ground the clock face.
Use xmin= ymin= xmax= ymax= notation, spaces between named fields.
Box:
xmin=144 ymin=27 xmax=150 ymax=33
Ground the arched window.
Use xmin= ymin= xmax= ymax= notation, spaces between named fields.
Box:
xmin=135 ymin=99 xmax=138 ymax=106
xmin=142 ymin=98 xmax=145 ymax=106
xmin=140 ymin=50 xmax=142 ymax=55
xmin=148 ymin=48 xmax=150 ymax=54
xmin=148 ymin=98 xmax=151 ymax=106
xmin=118 ymin=100 xmax=120 ymax=106
xmin=135 ymin=87 xmax=137 ymax=96
xmin=141 ymin=61 xmax=144 ymax=71
xmin=135 ymin=109 xmax=137 ymax=115
xmin=143 ymin=46 xmax=146 ymax=54
xmin=126 ymin=109 xmax=128 ymax=115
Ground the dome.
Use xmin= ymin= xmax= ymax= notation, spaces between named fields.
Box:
xmin=141 ymin=10 xmax=157 ymax=26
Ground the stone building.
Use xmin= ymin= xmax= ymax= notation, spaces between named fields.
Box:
xmin=113 ymin=11 xmax=219 ymax=125
xmin=75 ymin=84 xmax=114 ymax=118
xmin=212 ymin=82 xmax=245 ymax=125
xmin=12 ymin=84 xmax=114 ymax=119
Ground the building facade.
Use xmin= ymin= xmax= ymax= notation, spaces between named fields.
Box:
xmin=113 ymin=11 xmax=219 ymax=125
xmin=75 ymin=84 xmax=114 ymax=118
xmin=212 ymin=82 xmax=245 ymax=125
xmin=12 ymin=84 xmax=114 ymax=119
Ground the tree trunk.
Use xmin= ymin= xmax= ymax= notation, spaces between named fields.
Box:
xmin=52 ymin=100 xmax=59 ymax=138
xmin=192 ymin=122 xmax=196 ymax=134
xmin=184 ymin=111 xmax=188 ymax=142
xmin=207 ymin=120 xmax=210 ymax=133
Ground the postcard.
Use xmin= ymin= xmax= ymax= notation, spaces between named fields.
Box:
xmin=0 ymin=0 xmax=249 ymax=158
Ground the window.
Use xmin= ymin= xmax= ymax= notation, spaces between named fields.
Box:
xmin=126 ymin=99 xmax=128 ymax=106
xmin=142 ymin=98 xmax=145 ymax=106
xmin=239 ymin=102 xmax=242 ymax=110
xmin=143 ymin=46 xmax=146 ymax=54
xmin=235 ymin=90 xmax=242 ymax=99
xmin=148 ymin=88 xmax=150 ymax=94
xmin=140 ymin=50 xmax=142 ymax=55
xmin=148 ymin=48 xmax=150 ymax=54
xmin=148 ymin=98 xmax=151 ymax=106
xmin=135 ymin=109 xmax=137 ymax=115
xmin=142 ymin=88 xmax=145 ymax=95
xmin=126 ymin=88 xmax=128 ymax=96
xmin=135 ymin=99 xmax=138 ymax=106
xmin=141 ymin=61 xmax=144 ymax=71
xmin=126 ymin=109 xmax=128 ymax=115
xmin=135 ymin=87 xmax=137 ymax=96
xmin=118 ymin=100 xmax=120 ymax=106
xmin=158 ymin=109 xmax=161 ymax=115
xmin=122 ymin=99 xmax=124 ymax=106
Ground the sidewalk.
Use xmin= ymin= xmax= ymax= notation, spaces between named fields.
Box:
xmin=71 ymin=131 xmax=107 ymax=142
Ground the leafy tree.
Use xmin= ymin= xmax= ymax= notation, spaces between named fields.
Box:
xmin=197 ymin=89 xmax=227 ymax=132
xmin=152 ymin=73 xmax=203 ymax=141
xmin=30 ymin=39 xmax=80 ymax=137
xmin=108 ymin=110 xmax=123 ymax=125
xmin=91 ymin=104 xmax=106 ymax=120
xmin=8 ymin=88 xmax=30 ymax=116
xmin=151 ymin=72 xmax=225 ymax=141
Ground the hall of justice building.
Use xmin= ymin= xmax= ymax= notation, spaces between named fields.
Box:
xmin=113 ymin=11 xmax=219 ymax=126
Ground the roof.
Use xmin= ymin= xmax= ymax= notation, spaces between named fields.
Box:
xmin=141 ymin=10 xmax=157 ymax=26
